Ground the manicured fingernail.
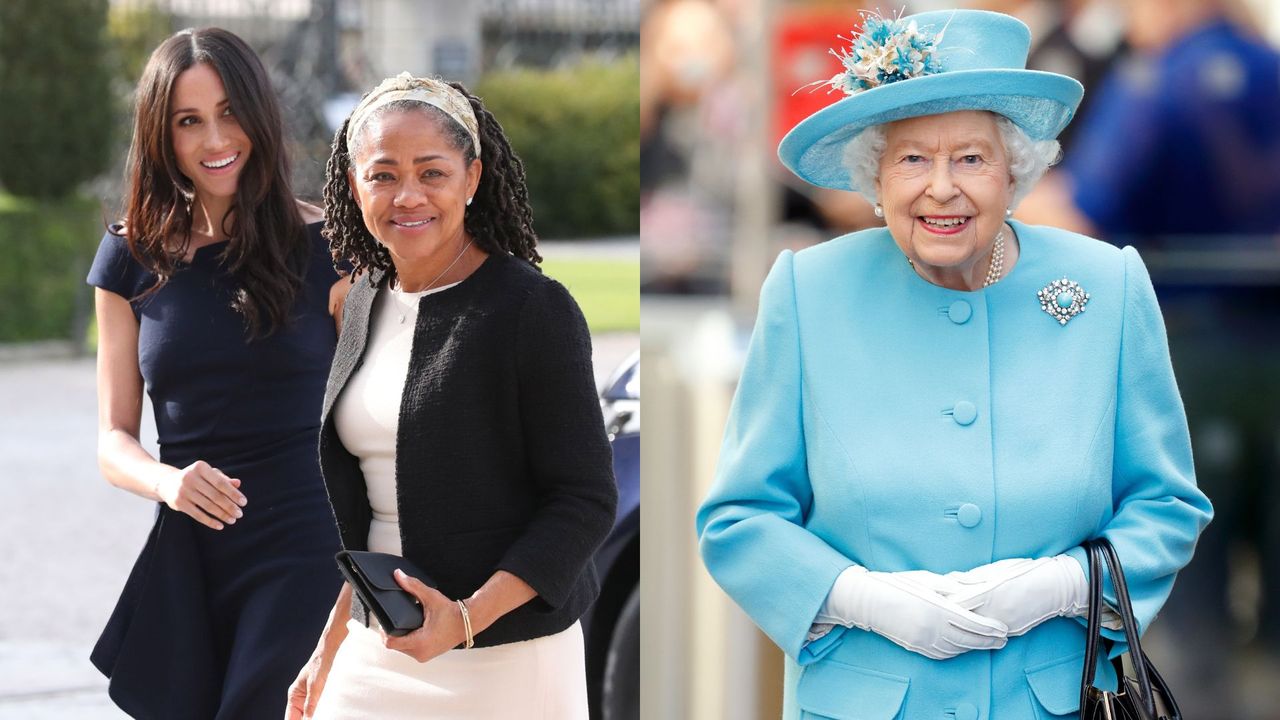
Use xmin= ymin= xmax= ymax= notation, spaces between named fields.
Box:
xmin=215 ymin=523 xmax=224 ymax=530
xmin=394 ymin=568 xmax=404 ymax=578
xmin=235 ymin=509 xmax=243 ymax=518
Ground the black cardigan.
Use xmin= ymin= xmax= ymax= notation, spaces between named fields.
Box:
xmin=318 ymin=251 xmax=618 ymax=648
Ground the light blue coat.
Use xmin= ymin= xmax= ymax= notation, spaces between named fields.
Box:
xmin=696 ymin=221 xmax=1212 ymax=720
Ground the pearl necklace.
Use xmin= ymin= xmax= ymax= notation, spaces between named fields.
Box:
xmin=983 ymin=229 xmax=1006 ymax=288
xmin=905 ymin=226 xmax=1008 ymax=289
xmin=392 ymin=240 xmax=472 ymax=324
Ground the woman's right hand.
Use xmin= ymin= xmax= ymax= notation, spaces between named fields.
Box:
xmin=287 ymin=586 xmax=352 ymax=719
xmin=155 ymin=460 xmax=246 ymax=530
xmin=285 ymin=639 xmax=341 ymax=719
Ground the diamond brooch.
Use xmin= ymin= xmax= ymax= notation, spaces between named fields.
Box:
xmin=1038 ymin=277 xmax=1090 ymax=325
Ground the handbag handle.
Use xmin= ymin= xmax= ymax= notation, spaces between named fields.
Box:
xmin=1079 ymin=538 xmax=1158 ymax=718
xmin=1080 ymin=540 xmax=1104 ymax=711
xmin=1100 ymin=539 xmax=1158 ymax=716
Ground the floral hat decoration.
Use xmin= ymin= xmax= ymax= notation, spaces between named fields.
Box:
xmin=778 ymin=9 xmax=1083 ymax=191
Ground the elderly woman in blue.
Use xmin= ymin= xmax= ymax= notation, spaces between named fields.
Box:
xmin=696 ymin=9 xmax=1212 ymax=720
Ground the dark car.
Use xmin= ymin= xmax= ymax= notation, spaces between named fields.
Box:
xmin=584 ymin=352 xmax=639 ymax=720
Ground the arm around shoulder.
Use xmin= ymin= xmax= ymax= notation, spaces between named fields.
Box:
xmin=329 ymin=275 xmax=355 ymax=334
xmin=297 ymin=199 xmax=324 ymax=224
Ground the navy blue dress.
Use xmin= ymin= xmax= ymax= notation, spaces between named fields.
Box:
xmin=86 ymin=223 xmax=344 ymax=720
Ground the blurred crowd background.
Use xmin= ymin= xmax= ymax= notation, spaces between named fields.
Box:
xmin=640 ymin=0 xmax=1280 ymax=718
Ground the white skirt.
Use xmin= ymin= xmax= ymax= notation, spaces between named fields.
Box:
xmin=311 ymin=618 xmax=588 ymax=720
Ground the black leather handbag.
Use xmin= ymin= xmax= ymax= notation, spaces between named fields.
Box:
xmin=335 ymin=550 xmax=437 ymax=637
xmin=1080 ymin=538 xmax=1182 ymax=720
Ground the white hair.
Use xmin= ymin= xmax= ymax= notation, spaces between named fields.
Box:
xmin=842 ymin=114 xmax=1061 ymax=209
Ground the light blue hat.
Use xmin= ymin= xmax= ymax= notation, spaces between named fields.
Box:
xmin=778 ymin=9 xmax=1083 ymax=191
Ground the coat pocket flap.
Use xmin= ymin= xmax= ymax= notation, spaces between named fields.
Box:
xmin=797 ymin=660 xmax=910 ymax=720
xmin=1025 ymin=651 xmax=1085 ymax=716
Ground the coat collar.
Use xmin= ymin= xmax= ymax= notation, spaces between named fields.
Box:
xmin=321 ymin=268 xmax=378 ymax=424
xmin=319 ymin=252 xmax=510 ymax=425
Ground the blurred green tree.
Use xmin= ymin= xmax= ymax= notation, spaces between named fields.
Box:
xmin=0 ymin=0 xmax=114 ymax=199
xmin=108 ymin=2 xmax=173 ymax=87
xmin=479 ymin=56 xmax=640 ymax=239
xmin=0 ymin=194 xmax=101 ymax=341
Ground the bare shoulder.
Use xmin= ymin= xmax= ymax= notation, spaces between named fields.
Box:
xmin=330 ymin=274 xmax=355 ymax=303
xmin=329 ymin=270 xmax=360 ymax=321
xmin=296 ymin=199 xmax=324 ymax=224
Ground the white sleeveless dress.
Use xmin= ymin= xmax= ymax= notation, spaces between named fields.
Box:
xmin=312 ymin=283 xmax=588 ymax=720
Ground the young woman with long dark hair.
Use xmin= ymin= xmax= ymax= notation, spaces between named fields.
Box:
xmin=87 ymin=27 xmax=347 ymax=719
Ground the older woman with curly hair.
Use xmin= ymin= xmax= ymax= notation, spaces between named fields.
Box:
xmin=696 ymin=9 xmax=1212 ymax=720
xmin=285 ymin=73 xmax=616 ymax=720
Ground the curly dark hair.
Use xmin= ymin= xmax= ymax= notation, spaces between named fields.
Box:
xmin=123 ymin=27 xmax=308 ymax=338
xmin=322 ymin=81 xmax=541 ymax=284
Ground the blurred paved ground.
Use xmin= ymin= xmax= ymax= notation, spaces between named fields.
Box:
xmin=0 ymin=331 xmax=636 ymax=719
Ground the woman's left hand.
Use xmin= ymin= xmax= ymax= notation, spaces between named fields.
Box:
xmin=946 ymin=556 xmax=1121 ymax=635
xmin=947 ymin=550 xmax=1126 ymax=630
xmin=380 ymin=569 xmax=467 ymax=663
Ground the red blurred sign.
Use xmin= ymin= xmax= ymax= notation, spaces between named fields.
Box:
xmin=772 ymin=5 xmax=863 ymax=149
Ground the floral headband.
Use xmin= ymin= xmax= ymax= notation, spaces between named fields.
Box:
xmin=810 ymin=10 xmax=951 ymax=95
xmin=346 ymin=72 xmax=481 ymax=157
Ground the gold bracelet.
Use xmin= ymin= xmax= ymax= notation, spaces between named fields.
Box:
xmin=456 ymin=599 xmax=474 ymax=649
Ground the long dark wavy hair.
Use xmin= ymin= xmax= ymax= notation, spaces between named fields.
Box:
xmin=122 ymin=27 xmax=307 ymax=338
xmin=322 ymin=81 xmax=541 ymax=285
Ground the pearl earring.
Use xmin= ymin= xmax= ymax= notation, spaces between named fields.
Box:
xmin=873 ymin=203 xmax=884 ymax=218
xmin=466 ymin=197 xmax=473 ymax=207
xmin=1005 ymin=208 xmax=1013 ymax=218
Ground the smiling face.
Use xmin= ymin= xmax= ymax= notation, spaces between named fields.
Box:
xmin=347 ymin=108 xmax=482 ymax=272
xmin=169 ymin=62 xmax=252 ymax=203
xmin=875 ymin=110 xmax=1014 ymax=288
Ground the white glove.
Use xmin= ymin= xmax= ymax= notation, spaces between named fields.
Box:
xmin=814 ymin=566 xmax=1009 ymax=660
xmin=945 ymin=555 xmax=1123 ymax=636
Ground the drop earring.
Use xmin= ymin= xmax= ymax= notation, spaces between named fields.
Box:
xmin=466 ymin=197 xmax=473 ymax=207
xmin=873 ymin=203 xmax=884 ymax=218
xmin=1005 ymin=207 xmax=1013 ymax=218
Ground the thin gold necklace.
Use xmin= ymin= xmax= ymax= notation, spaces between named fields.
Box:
xmin=392 ymin=240 xmax=473 ymax=324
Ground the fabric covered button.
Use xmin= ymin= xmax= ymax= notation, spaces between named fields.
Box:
xmin=954 ymin=702 xmax=979 ymax=720
xmin=953 ymin=401 xmax=977 ymax=426
xmin=947 ymin=300 xmax=972 ymax=324
xmin=957 ymin=504 xmax=982 ymax=528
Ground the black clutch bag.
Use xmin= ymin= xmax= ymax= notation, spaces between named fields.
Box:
xmin=335 ymin=550 xmax=437 ymax=637
xmin=1080 ymin=538 xmax=1182 ymax=720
